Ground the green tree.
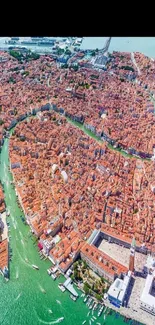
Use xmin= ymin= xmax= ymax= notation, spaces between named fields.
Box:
xmin=83 ymin=283 xmax=90 ymax=294
xmin=95 ymin=293 xmax=102 ymax=301
xmin=91 ymin=51 xmax=96 ymax=56
xmin=0 ymin=119 xmax=4 ymax=125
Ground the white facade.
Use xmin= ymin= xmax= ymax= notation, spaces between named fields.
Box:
xmin=140 ymin=272 xmax=155 ymax=315
xmin=108 ymin=271 xmax=131 ymax=306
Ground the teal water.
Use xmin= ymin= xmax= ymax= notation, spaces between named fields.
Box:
xmin=0 ymin=135 xmax=144 ymax=324
xmin=81 ymin=37 xmax=155 ymax=58
xmin=1 ymin=37 xmax=155 ymax=58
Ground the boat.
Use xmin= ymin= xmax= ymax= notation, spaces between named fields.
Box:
xmin=82 ymin=321 xmax=86 ymax=325
xmin=32 ymin=264 xmax=39 ymax=270
xmin=51 ymin=273 xmax=57 ymax=280
xmin=11 ymin=37 xmax=19 ymax=41
xmin=38 ymin=41 xmax=55 ymax=46
xmin=70 ymin=294 xmax=77 ymax=301
xmin=84 ymin=296 xmax=88 ymax=303
xmin=58 ymin=284 xmax=66 ymax=292
xmin=20 ymin=41 xmax=38 ymax=45
xmin=7 ymin=40 xmax=18 ymax=45
xmin=57 ymin=317 xmax=64 ymax=323
xmin=56 ymin=300 xmax=61 ymax=305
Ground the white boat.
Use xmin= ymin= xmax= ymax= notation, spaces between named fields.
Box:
xmin=70 ymin=294 xmax=77 ymax=301
xmin=82 ymin=321 xmax=86 ymax=325
xmin=51 ymin=273 xmax=57 ymax=280
xmin=58 ymin=284 xmax=66 ymax=292
xmin=58 ymin=317 xmax=64 ymax=323
xmin=32 ymin=264 xmax=39 ymax=270
xmin=47 ymin=268 xmax=52 ymax=275
xmin=56 ymin=300 xmax=61 ymax=305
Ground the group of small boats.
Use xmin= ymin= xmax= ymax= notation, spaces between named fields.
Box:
xmin=81 ymin=294 xmax=110 ymax=325
xmin=47 ymin=266 xmax=59 ymax=280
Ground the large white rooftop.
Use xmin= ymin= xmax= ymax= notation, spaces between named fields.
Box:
xmin=108 ymin=271 xmax=131 ymax=303
xmin=140 ymin=273 xmax=155 ymax=307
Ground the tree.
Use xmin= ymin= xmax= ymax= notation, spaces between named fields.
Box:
xmin=0 ymin=105 xmax=2 ymax=112
xmin=74 ymin=269 xmax=78 ymax=280
xmin=83 ymin=260 xmax=87 ymax=269
xmin=83 ymin=283 xmax=90 ymax=295
xmin=95 ymin=293 xmax=102 ymax=301
xmin=0 ymin=119 xmax=4 ymax=125
xmin=91 ymin=51 xmax=96 ymax=56
xmin=101 ymin=276 xmax=104 ymax=283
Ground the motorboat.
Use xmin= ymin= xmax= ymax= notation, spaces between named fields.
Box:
xmin=70 ymin=294 xmax=77 ymax=301
xmin=32 ymin=264 xmax=39 ymax=270
xmin=57 ymin=318 xmax=64 ymax=323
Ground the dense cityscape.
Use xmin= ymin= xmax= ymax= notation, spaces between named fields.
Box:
xmin=0 ymin=37 xmax=155 ymax=325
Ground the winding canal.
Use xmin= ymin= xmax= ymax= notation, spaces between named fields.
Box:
xmin=0 ymin=127 xmax=142 ymax=325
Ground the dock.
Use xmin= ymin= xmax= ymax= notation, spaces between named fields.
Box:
xmin=63 ymin=277 xmax=78 ymax=298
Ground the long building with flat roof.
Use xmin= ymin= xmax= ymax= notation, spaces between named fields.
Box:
xmin=80 ymin=242 xmax=128 ymax=282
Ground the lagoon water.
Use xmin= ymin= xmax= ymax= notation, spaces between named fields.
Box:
xmin=81 ymin=37 xmax=155 ymax=58
xmin=1 ymin=37 xmax=155 ymax=58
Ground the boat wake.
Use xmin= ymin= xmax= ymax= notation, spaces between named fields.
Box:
xmin=56 ymin=300 xmax=61 ymax=305
xmin=39 ymin=284 xmax=46 ymax=294
xmin=21 ymin=239 xmax=24 ymax=246
xmin=17 ymin=250 xmax=31 ymax=268
xmin=33 ymin=308 xmax=64 ymax=324
xmin=37 ymin=317 xmax=64 ymax=324
xmin=16 ymin=268 xmax=19 ymax=279
xmin=15 ymin=292 xmax=22 ymax=301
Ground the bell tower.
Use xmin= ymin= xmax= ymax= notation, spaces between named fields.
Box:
xmin=129 ymin=237 xmax=136 ymax=273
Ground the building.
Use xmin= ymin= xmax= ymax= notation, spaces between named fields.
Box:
xmin=140 ymin=272 xmax=155 ymax=315
xmin=129 ymin=237 xmax=136 ymax=272
xmin=63 ymin=277 xmax=78 ymax=297
xmin=107 ymin=271 xmax=131 ymax=308
xmin=80 ymin=243 xmax=128 ymax=282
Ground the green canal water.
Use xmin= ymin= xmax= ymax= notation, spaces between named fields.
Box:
xmin=0 ymin=136 xmax=143 ymax=325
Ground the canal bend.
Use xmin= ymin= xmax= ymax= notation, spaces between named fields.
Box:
xmin=0 ymin=116 xmax=141 ymax=325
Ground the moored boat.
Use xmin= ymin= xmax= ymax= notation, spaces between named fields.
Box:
xmin=70 ymin=294 xmax=77 ymax=301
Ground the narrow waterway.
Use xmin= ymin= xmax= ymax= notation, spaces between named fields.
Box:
xmin=0 ymin=129 xmax=143 ymax=325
